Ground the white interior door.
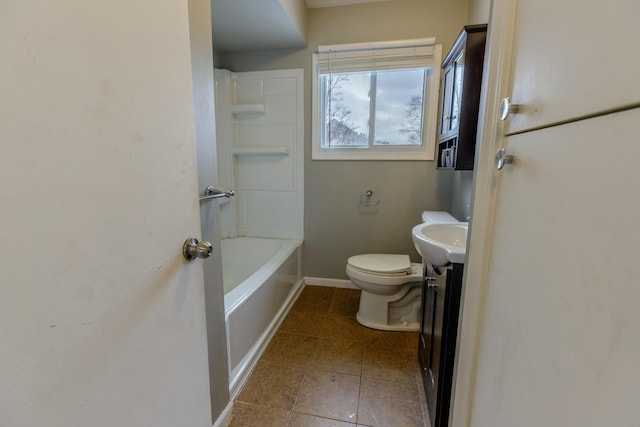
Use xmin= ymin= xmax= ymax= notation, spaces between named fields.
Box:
xmin=0 ymin=2 xmax=212 ymax=426
xmin=504 ymin=0 xmax=640 ymax=134
xmin=471 ymin=108 xmax=640 ymax=426
xmin=454 ymin=0 xmax=640 ymax=425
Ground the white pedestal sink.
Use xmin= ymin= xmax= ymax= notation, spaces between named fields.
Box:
xmin=412 ymin=222 xmax=468 ymax=266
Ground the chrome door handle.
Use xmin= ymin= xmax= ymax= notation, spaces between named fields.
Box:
xmin=499 ymin=97 xmax=521 ymax=121
xmin=495 ymin=148 xmax=513 ymax=170
xmin=183 ymin=237 xmax=212 ymax=261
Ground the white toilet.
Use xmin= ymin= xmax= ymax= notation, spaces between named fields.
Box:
xmin=346 ymin=212 xmax=460 ymax=332
xmin=346 ymin=253 xmax=423 ymax=331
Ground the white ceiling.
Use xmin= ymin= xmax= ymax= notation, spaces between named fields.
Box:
xmin=212 ymin=0 xmax=393 ymax=53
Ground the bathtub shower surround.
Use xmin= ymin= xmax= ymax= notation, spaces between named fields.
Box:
xmin=214 ymin=68 xmax=304 ymax=241
xmin=213 ymin=68 xmax=305 ymax=398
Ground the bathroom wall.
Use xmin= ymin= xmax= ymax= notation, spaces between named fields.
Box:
xmin=467 ymin=0 xmax=491 ymax=25
xmin=450 ymin=171 xmax=474 ymax=221
xmin=217 ymin=0 xmax=468 ymax=279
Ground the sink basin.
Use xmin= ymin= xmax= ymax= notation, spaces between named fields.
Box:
xmin=411 ymin=222 xmax=468 ymax=266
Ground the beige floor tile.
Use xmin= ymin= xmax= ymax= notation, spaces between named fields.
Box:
xmin=237 ymin=361 xmax=306 ymax=410
xmin=361 ymin=346 xmax=419 ymax=384
xmin=235 ymin=287 xmax=427 ymax=427
xmin=228 ymin=402 xmax=291 ymax=427
xmin=262 ymin=332 xmax=319 ymax=368
xmin=279 ymin=311 xmax=330 ymax=337
xmin=357 ymin=378 xmax=425 ymax=427
xmin=293 ymin=369 xmax=360 ymax=423
xmin=291 ymin=286 xmax=335 ymax=313
xmin=319 ymin=315 xmax=370 ymax=342
xmin=309 ymin=337 xmax=364 ymax=376
xmin=415 ymin=374 xmax=430 ymax=426
xmin=364 ymin=330 xmax=420 ymax=354
xmin=289 ymin=412 xmax=356 ymax=427
xmin=328 ymin=288 xmax=361 ymax=317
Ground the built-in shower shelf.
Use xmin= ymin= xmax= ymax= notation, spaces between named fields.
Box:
xmin=232 ymin=146 xmax=290 ymax=156
xmin=230 ymin=104 xmax=266 ymax=116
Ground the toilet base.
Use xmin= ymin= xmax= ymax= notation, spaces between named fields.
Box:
xmin=355 ymin=284 xmax=422 ymax=332
xmin=356 ymin=312 xmax=420 ymax=332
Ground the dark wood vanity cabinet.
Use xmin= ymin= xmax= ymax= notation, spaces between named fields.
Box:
xmin=419 ymin=263 xmax=464 ymax=427
xmin=437 ymin=24 xmax=487 ymax=170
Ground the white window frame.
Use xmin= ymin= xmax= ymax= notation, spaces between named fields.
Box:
xmin=312 ymin=39 xmax=442 ymax=161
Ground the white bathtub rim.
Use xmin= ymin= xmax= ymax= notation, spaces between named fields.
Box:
xmin=223 ymin=238 xmax=302 ymax=315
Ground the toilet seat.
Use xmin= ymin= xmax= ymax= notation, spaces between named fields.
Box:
xmin=347 ymin=254 xmax=412 ymax=275
xmin=347 ymin=254 xmax=422 ymax=286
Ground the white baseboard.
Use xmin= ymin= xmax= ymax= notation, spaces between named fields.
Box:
xmin=304 ymin=277 xmax=357 ymax=289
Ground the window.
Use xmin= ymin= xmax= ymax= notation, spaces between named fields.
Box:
xmin=312 ymin=39 xmax=442 ymax=160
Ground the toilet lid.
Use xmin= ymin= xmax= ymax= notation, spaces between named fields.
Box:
xmin=347 ymin=254 xmax=412 ymax=275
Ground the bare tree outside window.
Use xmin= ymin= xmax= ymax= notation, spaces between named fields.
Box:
xmin=323 ymin=74 xmax=367 ymax=147
xmin=320 ymin=68 xmax=427 ymax=148
xmin=399 ymin=94 xmax=424 ymax=144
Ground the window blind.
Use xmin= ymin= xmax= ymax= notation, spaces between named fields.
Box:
xmin=315 ymin=38 xmax=439 ymax=73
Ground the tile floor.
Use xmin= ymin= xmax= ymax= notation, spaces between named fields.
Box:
xmin=227 ymin=285 xmax=429 ymax=427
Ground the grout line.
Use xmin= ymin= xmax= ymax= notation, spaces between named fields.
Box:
xmin=355 ymin=331 xmax=366 ymax=425
xmin=289 ymin=339 xmax=314 ymax=416
xmin=291 ymin=409 xmax=359 ymax=425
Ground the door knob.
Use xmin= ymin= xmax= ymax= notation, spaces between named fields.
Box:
xmin=183 ymin=237 xmax=212 ymax=261
xmin=495 ymin=148 xmax=513 ymax=170
xmin=499 ymin=97 xmax=520 ymax=121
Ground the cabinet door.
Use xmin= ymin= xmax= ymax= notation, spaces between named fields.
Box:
xmin=420 ymin=280 xmax=435 ymax=375
xmin=424 ymin=266 xmax=449 ymax=427
xmin=439 ymin=65 xmax=455 ymax=137
xmin=450 ymin=50 xmax=465 ymax=133
xmin=505 ymin=0 xmax=640 ymax=134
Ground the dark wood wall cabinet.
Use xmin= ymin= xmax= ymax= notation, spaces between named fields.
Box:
xmin=437 ymin=24 xmax=487 ymax=170
xmin=419 ymin=262 xmax=464 ymax=427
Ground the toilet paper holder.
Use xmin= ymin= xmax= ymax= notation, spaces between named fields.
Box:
xmin=360 ymin=190 xmax=380 ymax=207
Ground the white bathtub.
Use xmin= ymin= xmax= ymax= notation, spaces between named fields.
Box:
xmin=221 ymin=237 xmax=303 ymax=397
